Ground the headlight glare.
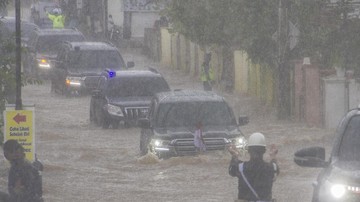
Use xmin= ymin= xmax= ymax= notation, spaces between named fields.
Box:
xmin=230 ymin=136 xmax=247 ymax=149
xmin=37 ymin=59 xmax=51 ymax=69
xmin=150 ymin=139 xmax=170 ymax=150
xmin=154 ymin=140 xmax=162 ymax=147
xmin=65 ymin=77 xmax=83 ymax=86
xmin=330 ymin=184 xmax=346 ymax=198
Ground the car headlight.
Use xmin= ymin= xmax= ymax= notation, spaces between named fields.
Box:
xmin=324 ymin=180 xmax=347 ymax=199
xmin=331 ymin=184 xmax=346 ymax=198
xmin=37 ymin=58 xmax=51 ymax=69
xmin=150 ymin=139 xmax=170 ymax=151
xmin=229 ymin=136 xmax=247 ymax=149
xmin=105 ymin=104 xmax=124 ymax=117
xmin=65 ymin=77 xmax=83 ymax=87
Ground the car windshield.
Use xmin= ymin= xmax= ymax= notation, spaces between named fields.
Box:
xmin=36 ymin=35 xmax=84 ymax=53
xmin=69 ymin=50 xmax=126 ymax=70
xmin=156 ymin=101 xmax=235 ymax=127
xmin=338 ymin=115 xmax=360 ymax=161
xmin=106 ymin=77 xmax=169 ymax=97
xmin=4 ymin=21 xmax=37 ymax=38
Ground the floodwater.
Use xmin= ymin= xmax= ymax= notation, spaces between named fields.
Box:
xmin=0 ymin=48 xmax=335 ymax=202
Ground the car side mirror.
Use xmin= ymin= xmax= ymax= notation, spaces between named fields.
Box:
xmin=238 ymin=116 xmax=249 ymax=126
xmin=138 ymin=118 xmax=150 ymax=128
xmin=294 ymin=146 xmax=327 ymax=168
xmin=127 ymin=61 xmax=135 ymax=68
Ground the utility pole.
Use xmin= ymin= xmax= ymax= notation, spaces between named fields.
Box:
xmin=277 ymin=0 xmax=290 ymax=119
xmin=104 ymin=0 xmax=108 ymax=39
xmin=15 ymin=0 xmax=22 ymax=110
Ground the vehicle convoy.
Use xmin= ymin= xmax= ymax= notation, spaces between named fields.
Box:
xmin=294 ymin=105 xmax=360 ymax=202
xmin=50 ymin=41 xmax=134 ymax=96
xmin=90 ymin=68 xmax=170 ymax=129
xmin=138 ymin=90 xmax=249 ymax=158
xmin=23 ymin=28 xmax=85 ymax=78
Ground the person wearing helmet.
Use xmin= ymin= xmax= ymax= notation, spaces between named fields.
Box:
xmin=228 ymin=133 xmax=279 ymax=202
xmin=47 ymin=8 xmax=65 ymax=29
xmin=3 ymin=140 xmax=43 ymax=202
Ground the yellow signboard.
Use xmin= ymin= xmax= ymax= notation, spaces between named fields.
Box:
xmin=4 ymin=105 xmax=35 ymax=162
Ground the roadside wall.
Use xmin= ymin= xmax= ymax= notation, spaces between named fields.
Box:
xmin=323 ymin=77 xmax=360 ymax=129
xmin=157 ymin=28 xmax=275 ymax=106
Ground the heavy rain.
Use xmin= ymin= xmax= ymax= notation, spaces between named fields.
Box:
xmin=0 ymin=0 xmax=359 ymax=202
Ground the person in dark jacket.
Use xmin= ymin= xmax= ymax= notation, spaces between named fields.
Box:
xmin=228 ymin=133 xmax=279 ymax=202
xmin=3 ymin=139 xmax=43 ymax=202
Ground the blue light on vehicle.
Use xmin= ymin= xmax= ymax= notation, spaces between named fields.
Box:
xmin=106 ymin=69 xmax=116 ymax=78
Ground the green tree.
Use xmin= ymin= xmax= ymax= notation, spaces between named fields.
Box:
xmin=0 ymin=0 xmax=12 ymax=143
xmin=0 ymin=0 xmax=41 ymax=144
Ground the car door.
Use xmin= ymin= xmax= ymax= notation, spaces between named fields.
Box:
xmin=92 ymin=76 xmax=108 ymax=121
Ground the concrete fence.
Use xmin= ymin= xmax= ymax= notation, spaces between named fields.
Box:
xmin=154 ymin=27 xmax=276 ymax=105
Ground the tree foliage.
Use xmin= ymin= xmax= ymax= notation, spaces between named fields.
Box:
xmin=0 ymin=0 xmax=41 ymax=143
xmin=165 ymin=0 xmax=360 ymax=71
xmin=165 ymin=0 xmax=278 ymax=65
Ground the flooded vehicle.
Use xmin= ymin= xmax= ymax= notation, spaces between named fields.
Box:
xmin=139 ymin=90 xmax=248 ymax=158
xmin=295 ymin=105 xmax=360 ymax=202
xmin=50 ymin=41 xmax=134 ymax=96
xmin=23 ymin=28 xmax=85 ymax=78
xmin=90 ymin=68 xmax=170 ymax=129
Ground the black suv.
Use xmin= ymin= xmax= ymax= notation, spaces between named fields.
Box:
xmin=90 ymin=68 xmax=170 ymax=129
xmin=294 ymin=106 xmax=360 ymax=202
xmin=138 ymin=90 xmax=249 ymax=158
xmin=50 ymin=41 xmax=134 ymax=96
xmin=23 ymin=28 xmax=85 ymax=78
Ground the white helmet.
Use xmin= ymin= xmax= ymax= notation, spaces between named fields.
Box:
xmin=52 ymin=8 xmax=62 ymax=15
xmin=247 ymin=132 xmax=266 ymax=147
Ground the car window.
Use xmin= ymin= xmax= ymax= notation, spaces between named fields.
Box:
xmin=156 ymin=101 xmax=235 ymax=127
xmin=106 ymin=77 xmax=169 ymax=97
xmin=36 ymin=34 xmax=84 ymax=53
xmin=68 ymin=50 xmax=126 ymax=70
xmin=338 ymin=115 xmax=360 ymax=161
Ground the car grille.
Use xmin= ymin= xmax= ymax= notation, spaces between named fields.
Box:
xmin=125 ymin=107 xmax=149 ymax=121
xmin=83 ymin=76 xmax=100 ymax=90
xmin=171 ymin=137 xmax=228 ymax=155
